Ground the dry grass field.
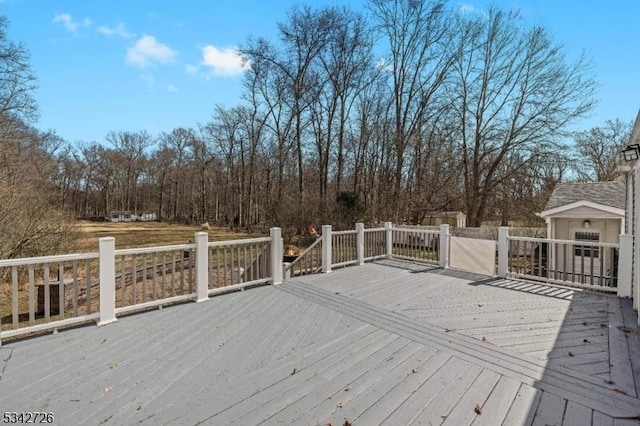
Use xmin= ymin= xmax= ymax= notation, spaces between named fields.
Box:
xmin=76 ymin=221 xmax=263 ymax=251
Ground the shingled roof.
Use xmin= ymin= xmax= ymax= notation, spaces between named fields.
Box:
xmin=543 ymin=181 xmax=626 ymax=211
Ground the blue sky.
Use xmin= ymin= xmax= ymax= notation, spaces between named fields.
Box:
xmin=1 ymin=0 xmax=639 ymax=144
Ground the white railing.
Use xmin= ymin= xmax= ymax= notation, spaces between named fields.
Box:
xmin=363 ymin=227 xmax=387 ymax=261
xmin=3 ymin=222 xmax=635 ymax=343
xmin=207 ymin=237 xmax=273 ymax=296
xmin=331 ymin=230 xmax=358 ymax=268
xmin=282 ymin=223 xmax=449 ymax=280
xmin=0 ymin=228 xmax=282 ymax=345
xmin=498 ymin=227 xmax=632 ymax=297
xmin=0 ymin=252 xmax=101 ymax=340
xmin=283 ymin=237 xmax=323 ymax=278
xmin=391 ymin=227 xmax=442 ymax=265
xmin=114 ymin=243 xmax=196 ymax=315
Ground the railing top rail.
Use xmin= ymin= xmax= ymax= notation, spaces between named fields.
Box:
xmin=0 ymin=251 xmax=100 ymax=267
xmin=207 ymin=237 xmax=271 ymax=248
xmin=508 ymin=235 xmax=619 ymax=248
xmin=285 ymin=237 xmax=322 ymax=271
xmin=363 ymin=228 xmax=385 ymax=233
xmin=116 ymin=243 xmax=196 ymax=256
xmin=392 ymin=227 xmax=440 ymax=234
xmin=332 ymin=230 xmax=357 ymax=236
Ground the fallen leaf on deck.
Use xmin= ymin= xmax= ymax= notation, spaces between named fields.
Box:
xmin=343 ymin=421 xmax=352 ymax=426
xmin=613 ymin=388 xmax=628 ymax=395
xmin=105 ymin=387 xmax=112 ymax=393
xmin=618 ymin=326 xmax=633 ymax=334
xmin=474 ymin=403 xmax=483 ymax=415
xmin=412 ymin=368 xmax=419 ymax=373
xmin=136 ymin=406 xmax=141 ymax=411
xmin=344 ymin=385 xmax=351 ymax=392
xmin=109 ymin=363 xmax=118 ymax=369
xmin=440 ymin=414 xmax=448 ymax=419
xmin=337 ymin=401 xmax=344 ymax=408
xmin=604 ymin=380 xmax=615 ymax=385
xmin=291 ymin=368 xmax=297 ymax=375
xmin=568 ymin=352 xmax=574 ymax=357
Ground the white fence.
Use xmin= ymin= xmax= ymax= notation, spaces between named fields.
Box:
xmin=497 ymin=227 xmax=632 ymax=296
xmin=2 ymin=223 xmax=635 ymax=343
xmin=0 ymin=229 xmax=282 ymax=344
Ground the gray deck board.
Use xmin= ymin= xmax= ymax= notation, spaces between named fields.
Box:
xmin=562 ymin=401 xmax=593 ymax=426
xmin=609 ymin=297 xmax=638 ymax=397
xmin=382 ymin=357 xmax=477 ymax=425
xmin=593 ymin=411 xmax=615 ymax=426
xmin=440 ymin=369 xmax=502 ymax=426
xmin=279 ymin=282 xmax=640 ymax=417
xmin=621 ymin=298 xmax=640 ymax=399
xmin=471 ymin=376 xmax=522 ymax=426
xmin=346 ymin=350 xmax=452 ymax=424
xmin=1 ymin=261 xmax=640 ymax=425
xmin=502 ymin=383 xmax=542 ymax=426
xmin=531 ymin=391 xmax=566 ymax=426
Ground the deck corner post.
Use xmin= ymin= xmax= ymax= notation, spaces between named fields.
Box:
xmin=322 ymin=225 xmax=332 ymax=273
xmin=98 ymin=237 xmax=117 ymax=326
xmin=439 ymin=224 xmax=450 ymax=269
xmin=385 ymin=222 xmax=393 ymax=258
xmin=356 ymin=223 xmax=365 ymax=266
xmin=270 ymin=228 xmax=283 ymax=284
xmin=617 ymin=234 xmax=633 ymax=298
xmin=195 ymin=232 xmax=209 ymax=302
xmin=498 ymin=227 xmax=510 ymax=278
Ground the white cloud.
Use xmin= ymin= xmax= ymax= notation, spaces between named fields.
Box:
xmin=165 ymin=84 xmax=178 ymax=93
xmin=458 ymin=3 xmax=476 ymax=13
xmin=52 ymin=13 xmax=91 ymax=34
xmin=97 ymin=22 xmax=134 ymax=39
xmin=200 ymin=45 xmax=248 ymax=77
xmin=126 ymin=35 xmax=176 ymax=68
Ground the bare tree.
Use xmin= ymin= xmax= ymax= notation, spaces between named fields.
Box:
xmin=368 ymin=0 xmax=456 ymax=220
xmin=0 ymin=16 xmax=37 ymax=124
xmin=573 ymin=118 xmax=632 ymax=181
xmin=449 ymin=7 xmax=596 ymax=226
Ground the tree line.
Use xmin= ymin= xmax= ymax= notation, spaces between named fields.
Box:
xmin=0 ymin=1 xmax=633 ymax=257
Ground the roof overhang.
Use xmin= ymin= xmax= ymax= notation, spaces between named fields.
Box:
xmin=540 ymin=200 xmax=625 ymax=219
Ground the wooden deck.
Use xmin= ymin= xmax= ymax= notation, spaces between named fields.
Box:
xmin=1 ymin=260 xmax=640 ymax=425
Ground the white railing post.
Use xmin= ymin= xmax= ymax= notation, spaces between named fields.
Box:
xmin=498 ymin=227 xmax=510 ymax=278
xmin=283 ymin=262 xmax=291 ymax=280
xmin=270 ymin=228 xmax=283 ymax=284
xmin=195 ymin=232 xmax=209 ymax=302
xmin=98 ymin=237 xmax=117 ymax=326
xmin=322 ymin=225 xmax=332 ymax=273
xmin=439 ymin=224 xmax=450 ymax=269
xmin=385 ymin=222 xmax=393 ymax=258
xmin=618 ymin=234 xmax=633 ymax=298
xmin=356 ymin=223 xmax=365 ymax=266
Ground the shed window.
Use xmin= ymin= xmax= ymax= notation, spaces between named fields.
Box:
xmin=574 ymin=231 xmax=599 ymax=258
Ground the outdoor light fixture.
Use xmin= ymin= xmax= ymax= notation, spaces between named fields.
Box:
xmin=622 ymin=144 xmax=640 ymax=161
xmin=583 ymin=220 xmax=591 ymax=228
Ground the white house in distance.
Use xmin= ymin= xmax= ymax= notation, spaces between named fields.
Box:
xmin=540 ymin=181 xmax=626 ymax=242
xmin=540 ymin=181 xmax=625 ymax=284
